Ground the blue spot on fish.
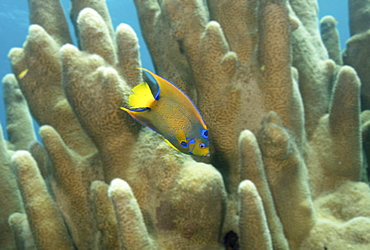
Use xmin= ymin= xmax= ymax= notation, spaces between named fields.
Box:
xmin=201 ymin=129 xmax=208 ymax=139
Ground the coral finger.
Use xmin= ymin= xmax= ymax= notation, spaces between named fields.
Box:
xmin=28 ymin=0 xmax=72 ymax=46
xmin=116 ymin=24 xmax=142 ymax=86
xmin=238 ymin=130 xmax=288 ymax=249
xmin=91 ymin=180 xmax=119 ymax=249
xmin=238 ymin=180 xmax=272 ymax=250
xmin=77 ymin=8 xmax=117 ymax=65
xmin=8 ymin=213 xmax=36 ymax=249
xmin=108 ymin=179 xmax=152 ymax=250
xmin=2 ymin=74 xmax=36 ymax=150
xmin=12 ymin=151 xmax=73 ymax=249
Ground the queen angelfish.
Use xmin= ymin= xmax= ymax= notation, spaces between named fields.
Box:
xmin=121 ymin=68 xmax=210 ymax=157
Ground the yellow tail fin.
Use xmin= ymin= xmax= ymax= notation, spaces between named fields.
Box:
xmin=128 ymin=82 xmax=155 ymax=109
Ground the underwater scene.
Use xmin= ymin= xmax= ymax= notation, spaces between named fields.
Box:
xmin=0 ymin=0 xmax=369 ymax=249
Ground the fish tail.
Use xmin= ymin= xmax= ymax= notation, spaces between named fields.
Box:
xmin=128 ymin=82 xmax=156 ymax=109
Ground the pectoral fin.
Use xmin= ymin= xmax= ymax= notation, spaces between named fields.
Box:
xmin=175 ymin=130 xmax=187 ymax=145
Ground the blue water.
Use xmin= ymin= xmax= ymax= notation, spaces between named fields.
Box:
xmin=0 ymin=0 xmax=349 ymax=140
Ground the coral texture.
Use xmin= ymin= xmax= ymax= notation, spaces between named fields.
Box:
xmin=1 ymin=0 xmax=370 ymax=249
xmin=344 ymin=0 xmax=370 ymax=110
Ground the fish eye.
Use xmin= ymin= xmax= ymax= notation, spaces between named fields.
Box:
xmin=201 ymin=129 xmax=208 ymax=139
xmin=180 ymin=141 xmax=188 ymax=147
xmin=199 ymin=143 xmax=206 ymax=148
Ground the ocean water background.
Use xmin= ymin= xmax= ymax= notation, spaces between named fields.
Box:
xmin=0 ymin=0 xmax=349 ymax=140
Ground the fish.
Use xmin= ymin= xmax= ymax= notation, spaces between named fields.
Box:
xmin=18 ymin=69 xmax=28 ymax=79
xmin=121 ymin=68 xmax=210 ymax=157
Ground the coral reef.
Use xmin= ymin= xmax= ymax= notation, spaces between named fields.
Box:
xmin=1 ymin=0 xmax=370 ymax=249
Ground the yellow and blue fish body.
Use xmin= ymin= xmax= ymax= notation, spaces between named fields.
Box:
xmin=121 ymin=68 xmax=210 ymax=157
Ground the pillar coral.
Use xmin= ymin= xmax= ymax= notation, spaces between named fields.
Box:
xmin=345 ymin=0 xmax=370 ymax=110
xmin=320 ymin=16 xmax=343 ymax=65
xmin=0 ymin=74 xmax=33 ymax=248
xmin=0 ymin=0 xmax=369 ymax=249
